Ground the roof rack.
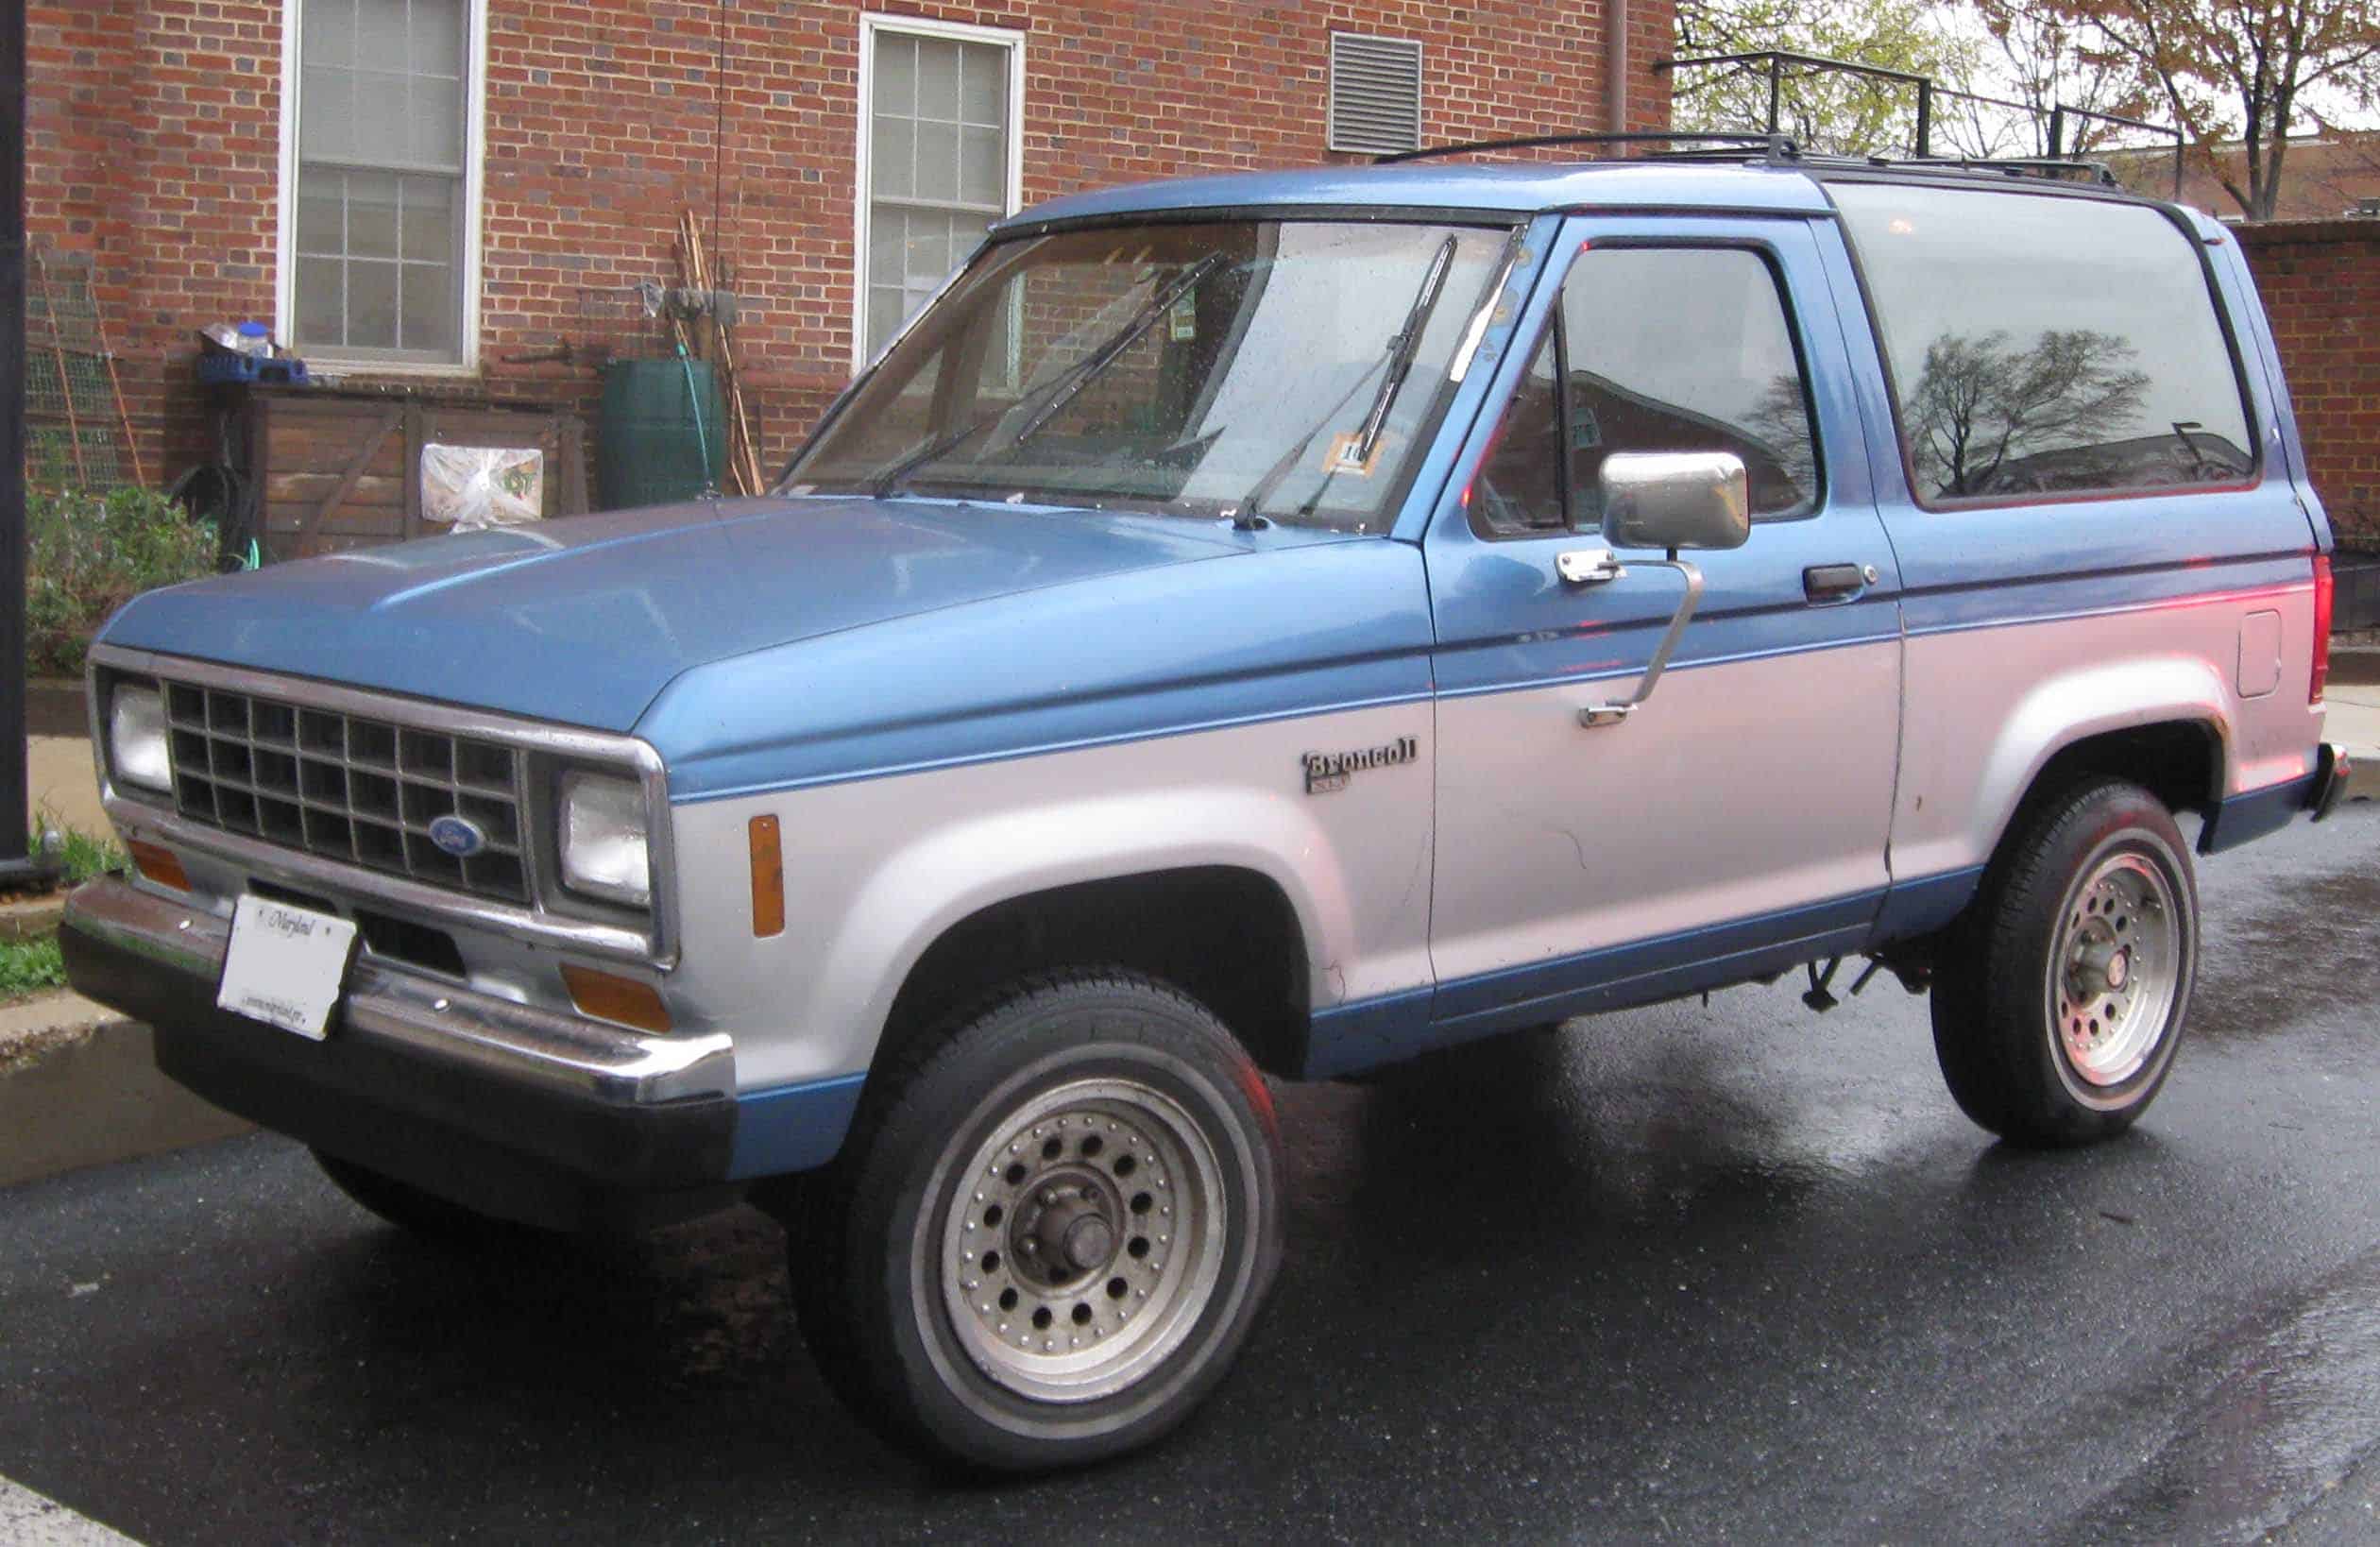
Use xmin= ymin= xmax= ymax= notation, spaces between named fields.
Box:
xmin=1850 ymin=153 xmax=2121 ymax=187
xmin=1375 ymin=131 xmax=1798 ymax=166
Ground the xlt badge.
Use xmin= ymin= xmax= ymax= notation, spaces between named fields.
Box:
xmin=1302 ymin=736 xmax=1420 ymax=795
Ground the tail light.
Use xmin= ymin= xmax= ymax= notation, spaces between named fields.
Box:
xmin=2311 ymin=552 xmax=2334 ymax=705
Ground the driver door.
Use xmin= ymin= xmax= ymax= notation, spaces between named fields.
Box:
xmin=1423 ymin=215 xmax=1903 ymax=1032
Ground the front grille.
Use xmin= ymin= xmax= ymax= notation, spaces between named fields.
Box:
xmin=162 ymin=680 xmax=531 ymax=905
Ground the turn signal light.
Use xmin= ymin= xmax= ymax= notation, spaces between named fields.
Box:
xmin=559 ymin=964 xmax=672 ymax=1033
xmin=750 ymin=814 xmax=785 ymax=939
xmin=126 ymin=840 xmax=190 ymax=892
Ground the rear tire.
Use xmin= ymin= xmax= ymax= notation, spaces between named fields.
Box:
xmin=787 ymin=972 xmax=1284 ymax=1473
xmin=1931 ymin=777 xmax=2199 ymax=1147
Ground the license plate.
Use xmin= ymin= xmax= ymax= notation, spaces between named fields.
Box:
xmin=216 ymin=895 xmax=359 ymax=1041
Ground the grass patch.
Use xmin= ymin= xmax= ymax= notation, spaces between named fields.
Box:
xmin=54 ymin=823 xmax=126 ymax=885
xmin=0 ymin=936 xmax=66 ymax=1001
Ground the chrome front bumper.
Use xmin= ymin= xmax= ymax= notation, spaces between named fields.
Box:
xmin=60 ymin=878 xmax=740 ymax=1227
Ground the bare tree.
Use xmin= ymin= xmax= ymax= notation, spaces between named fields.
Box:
xmin=1983 ymin=0 xmax=2380 ymax=218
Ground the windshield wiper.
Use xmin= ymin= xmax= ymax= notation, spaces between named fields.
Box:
xmin=1237 ymin=235 xmax=1458 ymax=520
xmin=868 ymin=253 xmax=1225 ymax=500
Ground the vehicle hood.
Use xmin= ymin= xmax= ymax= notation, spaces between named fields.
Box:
xmin=96 ymin=496 xmax=1276 ymax=731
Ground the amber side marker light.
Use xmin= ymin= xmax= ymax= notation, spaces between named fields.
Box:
xmin=126 ymin=840 xmax=190 ymax=892
xmin=560 ymin=964 xmax=673 ymax=1033
xmin=749 ymin=814 xmax=785 ymax=939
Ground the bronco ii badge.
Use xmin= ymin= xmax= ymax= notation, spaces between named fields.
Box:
xmin=427 ymin=814 xmax=488 ymax=858
xmin=1302 ymin=736 xmax=1420 ymax=795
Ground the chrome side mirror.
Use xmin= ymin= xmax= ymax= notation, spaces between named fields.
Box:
xmin=1593 ymin=451 xmax=1751 ymax=552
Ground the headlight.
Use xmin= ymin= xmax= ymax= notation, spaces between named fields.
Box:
xmin=558 ymin=771 xmax=651 ymax=909
xmin=110 ymin=682 xmax=172 ymax=795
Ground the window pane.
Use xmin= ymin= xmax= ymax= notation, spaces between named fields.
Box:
xmin=347 ymin=170 xmax=400 ymax=259
xmin=353 ymin=70 xmax=409 ymax=162
xmin=304 ymin=0 xmax=356 ymax=67
xmin=300 ymin=66 xmax=354 ymax=162
xmin=297 ymin=257 xmax=345 ymax=347
xmin=400 ymin=263 xmax=454 ymax=352
xmin=1560 ymin=247 xmax=1817 ymax=521
xmin=410 ymin=0 xmax=463 ymax=76
xmin=871 ymin=115 xmax=914 ymax=197
xmin=875 ymin=34 xmax=916 ymax=117
xmin=960 ymin=126 xmax=1002 ymax=207
xmin=357 ymin=0 xmax=406 ymax=67
xmin=400 ymin=174 xmax=454 ymax=264
xmin=1833 ymin=183 xmax=2253 ymax=502
xmin=409 ymin=75 xmax=463 ymax=167
xmin=868 ymin=204 xmax=907 ymax=286
xmin=297 ymin=166 xmax=345 ymax=254
xmin=348 ymin=260 xmax=399 ymax=348
xmin=868 ymin=284 xmax=908 ymax=356
xmin=959 ymin=45 xmax=1004 ymax=128
xmin=914 ymin=120 xmax=959 ymax=202
xmin=903 ymin=219 xmax=951 ymax=287
xmin=917 ymin=38 xmax=960 ymax=119
xmin=1472 ymin=330 xmax=1567 ymax=536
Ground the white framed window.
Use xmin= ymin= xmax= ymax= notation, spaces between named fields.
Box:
xmin=854 ymin=13 xmax=1024 ymax=370
xmin=277 ymin=0 xmax=486 ymax=371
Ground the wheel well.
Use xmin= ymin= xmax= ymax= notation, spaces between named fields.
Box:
xmin=876 ymin=867 xmax=1312 ymax=1080
xmin=2023 ymin=721 xmax=2223 ymax=824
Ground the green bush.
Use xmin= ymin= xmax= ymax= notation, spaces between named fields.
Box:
xmin=26 ymin=485 xmax=217 ymax=677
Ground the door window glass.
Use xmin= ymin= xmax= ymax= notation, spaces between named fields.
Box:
xmin=1470 ymin=244 xmax=1820 ymax=538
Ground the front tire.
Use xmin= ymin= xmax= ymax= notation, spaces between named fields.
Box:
xmin=788 ymin=972 xmax=1284 ymax=1472
xmin=1931 ymin=777 xmax=2200 ymax=1147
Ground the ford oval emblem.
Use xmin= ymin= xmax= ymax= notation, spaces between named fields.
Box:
xmin=428 ymin=814 xmax=487 ymax=858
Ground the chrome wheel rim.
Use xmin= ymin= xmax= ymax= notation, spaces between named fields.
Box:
xmin=940 ymin=1078 xmax=1225 ymax=1403
xmin=2046 ymin=849 xmax=2182 ymax=1089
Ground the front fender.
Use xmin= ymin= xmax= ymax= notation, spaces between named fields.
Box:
xmin=662 ymin=702 xmax=1436 ymax=1093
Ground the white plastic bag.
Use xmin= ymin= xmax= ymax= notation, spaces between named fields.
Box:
xmin=421 ymin=444 xmax=544 ymax=531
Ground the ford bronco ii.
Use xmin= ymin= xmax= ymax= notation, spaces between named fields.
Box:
xmin=64 ymin=138 xmax=2361 ymax=1470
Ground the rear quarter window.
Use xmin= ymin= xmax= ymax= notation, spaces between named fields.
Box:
xmin=1831 ymin=182 xmax=2254 ymax=505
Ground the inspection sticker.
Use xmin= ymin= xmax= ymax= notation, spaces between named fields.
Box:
xmin=216 ymin=895 xmax=358 ymax=1041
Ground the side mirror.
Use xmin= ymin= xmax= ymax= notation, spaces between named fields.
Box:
xmin=1594 ymin=451 xmax=1751 ymax=552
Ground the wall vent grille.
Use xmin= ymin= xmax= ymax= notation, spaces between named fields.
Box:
xmin=1329 ymin=33 xmax=1423 ymax=156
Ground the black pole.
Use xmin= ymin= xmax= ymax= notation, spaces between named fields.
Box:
xmin=1914 ymin=80 xmax=1931 ymax=158
xmin=0 ymin=0 xmax=31 ymax=874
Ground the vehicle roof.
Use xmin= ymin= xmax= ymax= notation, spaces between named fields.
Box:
xmin=994 ymin=160 xmax=1840 ymax=231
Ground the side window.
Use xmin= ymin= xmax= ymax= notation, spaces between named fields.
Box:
xmin=1470 ymin=244 xmax=1820 ymax=539
xmin=1831 ymin=182 xmax=2254 ymax=503
xmin=1561 ymin=247 xmax=1818 ymax=523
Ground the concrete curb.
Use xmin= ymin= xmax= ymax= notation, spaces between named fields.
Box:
xmin=0 ymin=893 xmax=67 ymax=943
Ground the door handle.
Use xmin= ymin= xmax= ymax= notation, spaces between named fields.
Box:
xmin=1803 ymin=563 xmax=1876 ymax=604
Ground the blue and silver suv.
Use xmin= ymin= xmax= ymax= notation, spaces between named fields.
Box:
xmin=64 ymin=142 xmax=2361 ymax=1470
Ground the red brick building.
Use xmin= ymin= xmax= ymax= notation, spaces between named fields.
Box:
xmin=2236 ymin=218 xmax=2380 ymax=546
xmin=26 ymin=1 xmax=1675 ymax=492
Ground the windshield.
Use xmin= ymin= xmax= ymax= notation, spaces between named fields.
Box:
xmin=786 ymin=220 xmax=1514 ymax=532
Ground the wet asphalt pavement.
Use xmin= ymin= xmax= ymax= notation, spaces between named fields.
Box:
xmin=3 ymin=807 xmax=2378 ymax=1544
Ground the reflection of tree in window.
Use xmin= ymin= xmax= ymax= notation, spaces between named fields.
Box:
xmin=1899 ymin=330 xmax=2252 ymax=499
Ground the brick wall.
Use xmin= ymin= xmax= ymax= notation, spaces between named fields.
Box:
xmin=26 ymin=0 xmax=1674 ymax=494
xmin=2237 ymin=218 xmax=2380 ymax=547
